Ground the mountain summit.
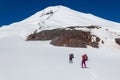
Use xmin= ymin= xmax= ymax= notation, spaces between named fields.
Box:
xmin=23 ymin=5 xmax=120 ymax=30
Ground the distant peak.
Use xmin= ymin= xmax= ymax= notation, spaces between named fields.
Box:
xmin=43 ymin=5 xmax=72 ymax=12
xmin=45 ymin=5 xmax=69 ymax=9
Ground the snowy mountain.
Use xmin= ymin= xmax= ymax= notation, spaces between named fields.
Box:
xmin=0 ymin=5 xmax=120 ymax=80
xmin=1 ymin=5 xmax=120 ymax=38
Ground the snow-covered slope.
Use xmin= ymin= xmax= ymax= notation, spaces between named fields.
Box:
xmin=23 ymin=5 xmax=120 ymax=30
xmin=0 ymin=5 xmax=120 ymax=38
xmin=0 ymin=35 xmax=120 ymax=80
xmin=0 ymin=5 xmax=120 ymax=80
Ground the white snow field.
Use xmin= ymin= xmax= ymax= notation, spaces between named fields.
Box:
xmin=0 ymin=5 xmax=120 ymax=80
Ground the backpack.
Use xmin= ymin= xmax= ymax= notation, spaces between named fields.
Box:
xmin=82 ymin=54 xmax=88 ymax=61
xmin=84 ymin=55 xmax=88 ymax=61
xmin=71 ymin=54 xmax=74 ymax=58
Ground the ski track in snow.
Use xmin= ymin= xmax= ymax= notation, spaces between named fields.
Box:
xmin=85 ymin=69 xmax=98 ymax=80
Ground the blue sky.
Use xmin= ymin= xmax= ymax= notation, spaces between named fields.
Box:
xmin=0 ymin=0 xmax=120 ymax=26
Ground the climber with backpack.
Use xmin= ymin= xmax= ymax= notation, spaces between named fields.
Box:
xmin=69 ymin=53 xmax=74 ymax=63
xmin=81 ymin=54 xmax=88 ymax=68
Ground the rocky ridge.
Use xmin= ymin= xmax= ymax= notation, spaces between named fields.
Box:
xmin=27 ymin=25 xmax=102 ymax=48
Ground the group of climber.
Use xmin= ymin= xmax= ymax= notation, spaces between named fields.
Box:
xmin=69 ymin=53 xmax=88 ymax=68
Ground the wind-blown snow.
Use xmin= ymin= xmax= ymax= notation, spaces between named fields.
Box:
xmin=0 ymin=5 xmax=120 ymax=80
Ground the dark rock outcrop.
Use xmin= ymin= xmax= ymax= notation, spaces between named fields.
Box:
xmin=27 ymin=26 xmax=101 ymax=48
xmin=115 ymin=38 xmax=120 ymax=45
